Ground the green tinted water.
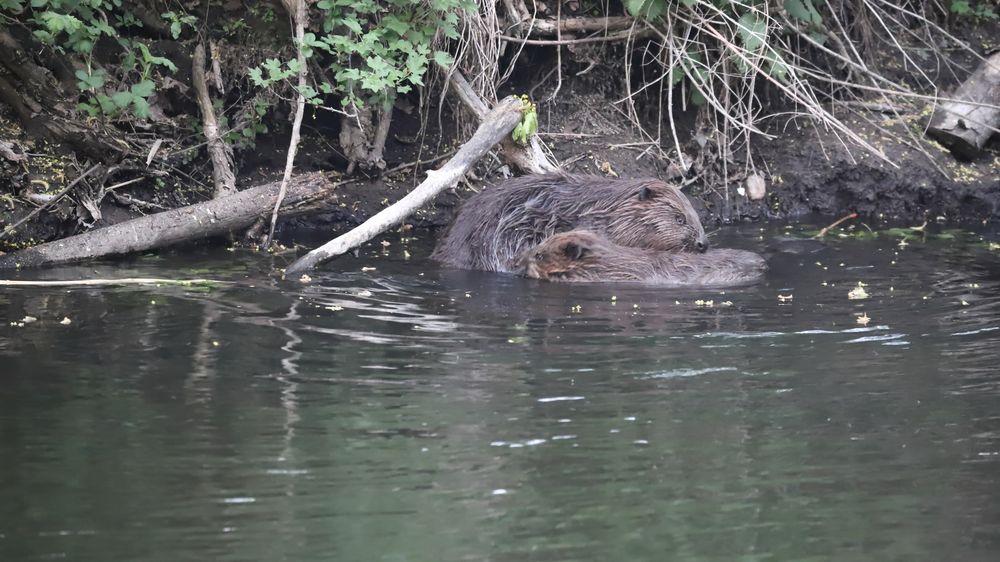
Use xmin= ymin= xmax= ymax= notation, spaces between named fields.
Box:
xmin=1 ymin=225 xmax=998 ymax=561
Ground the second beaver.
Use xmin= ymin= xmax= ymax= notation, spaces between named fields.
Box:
xmin=517 ymin=230 xmax=767 ymax=287
xmin=431 ymin=173 xmax=708 ymax=272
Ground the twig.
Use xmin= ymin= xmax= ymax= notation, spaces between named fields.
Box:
xmin=0 ymin=163 xmax=100 ymax=240
xmin=264 ymin=0 xmax=308 ymax=249
xmin=0 ymin=278 xmax=226 ymax=287
xmin=382 ymin=151 xmax=456 ymax=176
xmin=111 ymin=192 xmax=168 ymax=211
xmin=814 ymin=212 xmax=859 ymax=239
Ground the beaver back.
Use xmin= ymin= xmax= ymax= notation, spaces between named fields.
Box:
xmin=431 ymin=173 xmax=707 ymax=272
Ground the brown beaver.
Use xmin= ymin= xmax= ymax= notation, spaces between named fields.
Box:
xmin=431 ymin=173 xmax=708 ymax=272
xmin=517 ymin=230 xmax=766 ymax=286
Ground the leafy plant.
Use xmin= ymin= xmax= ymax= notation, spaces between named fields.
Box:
xmin=161 ymin=10 xmax=197 ymax=40
xmin=950 ymin=1 xmax=998 ymax=20
xmin=511 ymin=97 xmax=538 ymax=144
xmin=2 ymin=0 xmax=179 ymax=120
xmin=249 ymin=0 xmax=471 ymax=110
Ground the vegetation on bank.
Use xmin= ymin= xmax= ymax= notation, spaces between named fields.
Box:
xmin=0 ymin=1 xmax=997 ymax=251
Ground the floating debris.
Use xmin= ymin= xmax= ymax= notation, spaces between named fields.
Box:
xmin=848 ymin=282 xmax=869 ymax=300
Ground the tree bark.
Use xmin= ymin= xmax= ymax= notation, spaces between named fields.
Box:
xmin=192 ymin=42 xmax=237 ymax=198
xmin=283 ymin=96 xmax=529 ymax=276
xmin=927 ymin=52 xmax=1000 ymax=160
xmin=0 ymin=173 xmax=337 ymax=269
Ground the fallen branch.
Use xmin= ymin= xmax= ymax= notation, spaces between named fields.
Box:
xmin=264 ymin=0 xmax=309 ymax=248
xmin=192 ymin=42 xmax=237 ymax=198
xmin=0 ymin=278 xmax=225 ymax=287
xmin=0 ymin=172 xmax=337 ymax=269
xmin=283 ymin=96 xmax=528 ymax=276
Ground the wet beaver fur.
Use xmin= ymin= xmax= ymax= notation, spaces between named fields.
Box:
xmin=517 ymin=230 xmax=767 ymax=286
xmin=431 ymin=173 xmax=708 ymax=272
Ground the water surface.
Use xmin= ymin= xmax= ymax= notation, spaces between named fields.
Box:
xmin=1 ymin=224 xmax=999 ymax=561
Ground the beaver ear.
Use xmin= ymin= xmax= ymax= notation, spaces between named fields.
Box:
xmin=637 ymin=186 xmax=655 ymax=201
xmin=562 ymin=242 xmax=590 ymax=260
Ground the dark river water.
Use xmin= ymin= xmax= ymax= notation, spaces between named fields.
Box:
xmin=1 ymin=224 xmax=999 ymax=561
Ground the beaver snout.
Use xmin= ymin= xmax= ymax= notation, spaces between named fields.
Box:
xmin=695 ymin=238 xmax=709 ymax=253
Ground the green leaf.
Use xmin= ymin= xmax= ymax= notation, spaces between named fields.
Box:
xmin=343 ymin=17 xmax=363 ymax=34
xmin=111 ymin=90 xmax=134 ymax=109
xmin=737 ymin=12 xmax=766 ymax=52
xmin=131 ymin=96 xmax=151 ymax=119
xmin=784 ymin=0 xmax=822 ymax=26
xmin=432 ymin=50 xmax=454 ymax=67
xmin=1 ymin=0 xmax=25 ymax=14
xmin=130 ymin=79 xmax=155 ymax=97
xmin=248 ymin=67 xmax=264 ymax=85
xmin=381 ymin=15 xmax=409 ymax=36
xmin=75 ymin=68 xmax=107 ymax=90
xmin=624 ymin=0 xmax=665 ymax=19
xmin=766 ymin=50 xmax=789 ymax=82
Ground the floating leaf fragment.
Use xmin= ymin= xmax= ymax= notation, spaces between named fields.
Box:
xmin=777 ymin=294 xmax=793 ymax=302
xmin=856 ymin=312 xmax=871 ymax=326
xmin=59 ymin=317 xmax=72 ymax=325
xmin=848 ymin=282 xmax=869 ymax=300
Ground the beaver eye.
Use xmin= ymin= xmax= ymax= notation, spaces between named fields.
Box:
xmin=675 ymin=214 xmax=686 ymax=225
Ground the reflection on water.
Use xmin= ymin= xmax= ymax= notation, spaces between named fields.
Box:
xmin=1 ymin=224 xmax=999 ymax=561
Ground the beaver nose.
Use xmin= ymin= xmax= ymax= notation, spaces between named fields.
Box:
xmin=695 ymin=239 xmax=708 ymax=253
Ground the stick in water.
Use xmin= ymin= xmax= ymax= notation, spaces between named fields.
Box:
xmin=814 ymin=212 xmax=859 ymax=239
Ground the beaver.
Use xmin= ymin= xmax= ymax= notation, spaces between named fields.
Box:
xmin=431 ymin=173 xmax=708 ymax=272
xmin=517 ymin=230 xmax=767 ymax=287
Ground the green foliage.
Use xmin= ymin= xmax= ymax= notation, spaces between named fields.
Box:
xmin=950 ymin=1 xmax=998 ymax=20
xmin=250 ymin=0 xmax=472 ymax=110
xmin=511 ymin=97 xmax=537 ymax=145
xmin=784 ymin=0 xmax=822 ymax=26
xmin=1 ymin=0 xmax=180 ymax=120
xmin=624 ymin=0 xmax=666 ymax=20
xmin=223 ymin=98 xmax=271 ymax=149
xmin=161 ymin=10 xmax=197 ymax=40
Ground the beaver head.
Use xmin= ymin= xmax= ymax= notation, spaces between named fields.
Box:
xmin=516 ymin=230 xmax=650 ymax=282
xmin=599 ymin=179 xmax=708 ymax=253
